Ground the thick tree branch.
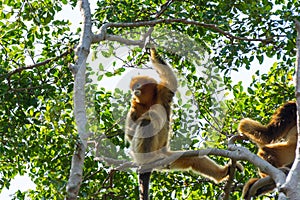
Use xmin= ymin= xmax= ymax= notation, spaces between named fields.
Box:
xmin=280 ymin=19 xmax=300 ymax=199
xmin=95 ymin=145 xmax=286 ymax=192
xmin=92 ymin=18 xmax=282 ymax=46
xmin=66 ymin=0 xmax=93 ymax=199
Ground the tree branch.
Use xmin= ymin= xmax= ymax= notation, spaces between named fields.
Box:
xmin=94 ymin=156 xmax=135 ymax=168
xmin=223 ymin=159 xmax=237 ymax=200
xmin=95 ymin=145 xmax=286 ymax=194
xmin=1 ymin=48 xmax=73 ymax=79
xmin=92 ymin=18 xmax=282 ymax=46
xmin=155 ymin=0 xmax=174 ymax=18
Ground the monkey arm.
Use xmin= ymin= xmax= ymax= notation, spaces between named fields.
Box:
xmin=125 ymin=114 xmax=136 ymax=142
xmin=238 ymin=101 xmax=297 ymax=146
xmin=137 ymin=104 xmax=168 ymax=137
xmin=238 ymin=118 xmax=273 ymax=145
xmin=125 ymin=104 xmax=166 ymax=140
xmin=150 ymin=48 xmax=178 ymax=92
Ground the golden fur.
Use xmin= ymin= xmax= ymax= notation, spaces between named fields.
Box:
xmin=125 ymin=48 xmax=240 ymax=184
xmin=238 ymin=101 xmax=297 ymax=198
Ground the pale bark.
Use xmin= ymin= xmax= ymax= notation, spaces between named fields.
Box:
xmin=66 ymin=0 xmax=93 ymax=199
xmin=95 ymin=145 xmax=286 ymax=190
xmin=279 ymin=20 xmax=300 ymax=200
xmin=92 ymin=19 xmax=282 ymax=46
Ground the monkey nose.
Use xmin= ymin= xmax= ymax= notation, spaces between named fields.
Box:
xmin=134 ymin=90 xmax=141 ymax=96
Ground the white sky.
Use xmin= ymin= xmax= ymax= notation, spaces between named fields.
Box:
xmin=0 ymin=2 xmax=276 ymax=199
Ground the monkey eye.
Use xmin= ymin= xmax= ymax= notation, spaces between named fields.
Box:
xmin=134 ymin=83 xmax=141 ymax=90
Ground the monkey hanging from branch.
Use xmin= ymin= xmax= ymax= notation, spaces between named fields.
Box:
xmin=238 ymin=101 xmax=297 ymax=199
xmin=125 ymin=47 xmax=243 ymax=200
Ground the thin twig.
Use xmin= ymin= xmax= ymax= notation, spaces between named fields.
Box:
xmin=155 ymin=0 xmax=174 ymax=18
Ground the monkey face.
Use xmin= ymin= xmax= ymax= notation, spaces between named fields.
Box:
xmin=133 ymin=88 xmax=141 ymax=96
xmin=130 ymin=76 xmax=157 ymax=103
xmin=132 ymin=83 xmax=157 ymax=104
xmin=132 ymin=82 xmax=142 ymax=96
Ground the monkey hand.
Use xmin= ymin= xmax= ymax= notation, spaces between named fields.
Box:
xmin=139 ymin=104 xmax=167 ymax=134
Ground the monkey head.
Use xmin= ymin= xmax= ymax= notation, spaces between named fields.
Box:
xmin=129 ymin=76 xmax=157 ymax=104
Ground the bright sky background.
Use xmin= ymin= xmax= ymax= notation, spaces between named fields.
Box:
xmin=0 ymin=2 xmax=276 ymax=199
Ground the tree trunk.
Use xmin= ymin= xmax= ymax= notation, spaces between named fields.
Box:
xmin=279 ymin=19 xmax=300 ymax=199
xmin=66 ymin=0 xmax=93 ymax=199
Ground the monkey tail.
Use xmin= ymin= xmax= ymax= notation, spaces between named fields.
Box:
xmin=242 ymin=167 xmax=290 ymax=199
xmin=138 ymin=171 xmax=151 ymax=200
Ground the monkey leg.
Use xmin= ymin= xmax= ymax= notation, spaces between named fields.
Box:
xmin=169 ymin=156 xmax=238 ymax=183
xmin=259 ymin=142 xmax=296 ymax=169
xmin=243 ymin=176 xmax=279 ymax=199
xmin=243 ymin=167 xmax=290 ymax=199
xmin=242 ymin=178 xmax=260 ymax=200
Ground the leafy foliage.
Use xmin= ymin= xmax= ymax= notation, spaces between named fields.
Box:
xmin=0 ymin=0 xmax=77 ymax=199
xmin=0 ymin=0 xmax=299 ymax=199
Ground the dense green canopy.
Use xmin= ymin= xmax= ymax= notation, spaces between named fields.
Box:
xmin=0 ymin=0 xmax=299 ymax=199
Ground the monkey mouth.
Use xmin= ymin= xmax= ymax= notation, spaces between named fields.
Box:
xmin=134 ymin=90 xmax=141 ymax=96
